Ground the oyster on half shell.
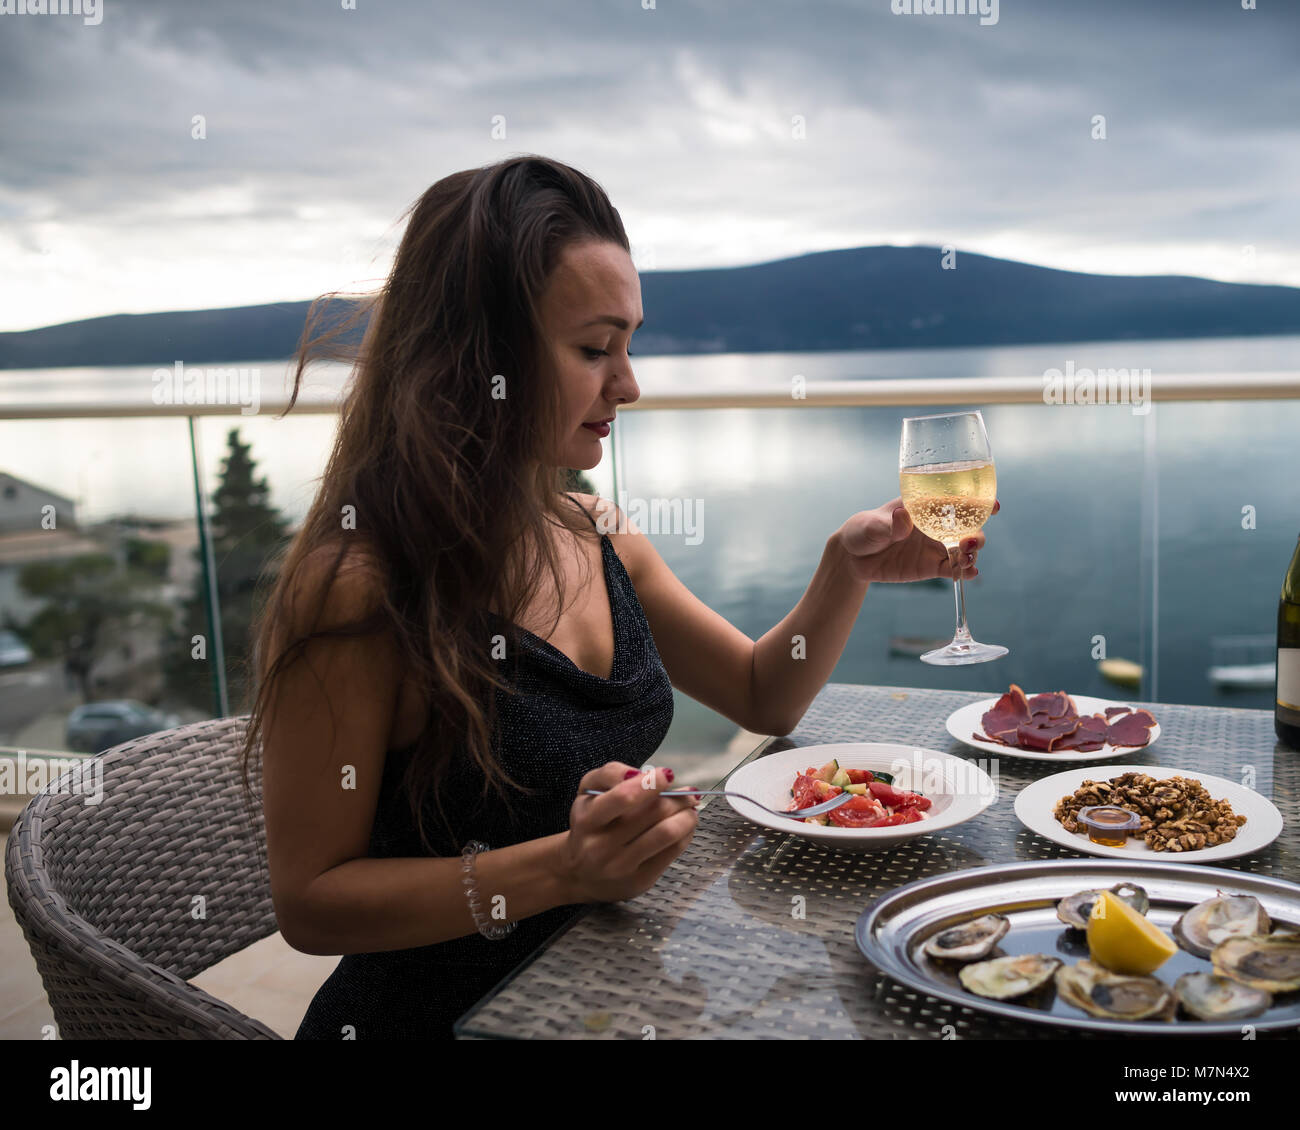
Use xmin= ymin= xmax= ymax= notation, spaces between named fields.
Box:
xmin=1211 ymin=933 xmax=1300 ymax=993
xmin=1055 ymin=960 xmax=1175 ymax=1021
xmin=923 ymin=914 xmax=1010 ymax=962
xmin=1056 ymin=882 xmax=1150 ymax=930
xmin=958 ymin=953 xmax=1061 ymax=1000
xmin=1173 ymin=894 xmax=1271 ymax=959
xmin=1175 ymin=972 xmax=1271 ymax=1021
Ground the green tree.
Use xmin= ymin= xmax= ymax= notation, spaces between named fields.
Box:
xmin=125 ymin=537 xmax=171 ymax=580
xmin=165 ymin=428 xmax=292 ymax=716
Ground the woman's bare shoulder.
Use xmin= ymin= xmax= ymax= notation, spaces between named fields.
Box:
xmin=568 ymin=492 xmax=644 ymax=580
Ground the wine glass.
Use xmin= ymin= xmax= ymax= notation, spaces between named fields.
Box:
xmin=898 ymin=410 xmax=1007 ymax=665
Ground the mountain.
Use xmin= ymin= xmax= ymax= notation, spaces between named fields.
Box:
xmin=3 ymin=246 xmax=1299 ymax=369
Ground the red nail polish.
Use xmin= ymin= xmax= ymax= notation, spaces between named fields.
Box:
xmin=623 ymin=769 xmax=639 ymax=780
xmin=664 ymin=768 xmax=675 ymax=782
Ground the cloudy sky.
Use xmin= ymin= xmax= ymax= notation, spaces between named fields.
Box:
xmin=2 ymin=0 xmax=1297 ymax=332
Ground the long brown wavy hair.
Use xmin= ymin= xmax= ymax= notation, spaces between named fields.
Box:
xmin=237 ymin=154 xmax=631 ymax=855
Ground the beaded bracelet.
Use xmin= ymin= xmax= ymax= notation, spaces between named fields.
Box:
xmin=460 ymin=840 xmax=517 ymax=939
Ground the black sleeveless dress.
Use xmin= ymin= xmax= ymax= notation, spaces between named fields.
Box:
xmin=294 ymin=497 xmax=675 ymax=1039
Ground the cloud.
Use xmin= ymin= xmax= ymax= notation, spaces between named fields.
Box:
xmin=1 ymin=0 xmax=1297 ymax=330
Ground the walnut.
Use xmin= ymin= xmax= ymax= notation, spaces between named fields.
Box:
xmin=1054 ymin=771 xmax=1245 ymax=853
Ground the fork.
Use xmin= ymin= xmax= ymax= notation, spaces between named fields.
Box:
xmin=581 ymin=787 xmax=854 ymax=819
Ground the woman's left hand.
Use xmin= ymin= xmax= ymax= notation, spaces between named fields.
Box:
xmin=835 ymin=497 xmax=999 ymax=584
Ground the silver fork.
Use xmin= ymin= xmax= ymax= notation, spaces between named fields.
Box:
xmin=581 ymin=787 xmax=854 ymax=819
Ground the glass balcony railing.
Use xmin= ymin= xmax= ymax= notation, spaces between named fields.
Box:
xmin=1 ymin=363 xmax=1297 ymax=787
xmin=609 ymin=393 xmax=1300 ymax=766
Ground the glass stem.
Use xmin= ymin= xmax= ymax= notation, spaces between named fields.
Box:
xmin=948 ymin=544 xmax=973 ymax=644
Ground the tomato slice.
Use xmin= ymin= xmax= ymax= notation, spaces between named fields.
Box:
xmin=868 ymin=780 xmax=931 ymax=811
xmin=791 ymin=774 xmax=819 ymax=810
xmin=867 ymin=780 xmax=904 ymax=804
xmin=846 ymin=769 xmax=875 ymax=785
xmin=875 ymin=808 xmax=925 ymax=827
xmin=827 ymin=795 xmax=888 ymax=828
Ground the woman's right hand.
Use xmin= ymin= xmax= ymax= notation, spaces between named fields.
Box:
xmin=558 ymin=762 xmax=700 ymax=903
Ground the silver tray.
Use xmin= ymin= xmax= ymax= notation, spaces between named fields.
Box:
xmin=855 ymin=858 xmax=1300 ymax=1035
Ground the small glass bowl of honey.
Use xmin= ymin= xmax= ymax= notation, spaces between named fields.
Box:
xmin=1077 ymin=805 xmax=1141 ymax=847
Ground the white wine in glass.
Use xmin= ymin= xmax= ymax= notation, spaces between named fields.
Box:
xmin=898 ymin=410 xmax=1007 ymax=665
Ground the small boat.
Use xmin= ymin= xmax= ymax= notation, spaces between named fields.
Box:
xmin=1207 ymin=635 xmax=1275 ymax=690
xmin=1098 ymin=658 xmax=1143 ymax=688
xmin=1208 ymin=662 xmax=1275 ymax=690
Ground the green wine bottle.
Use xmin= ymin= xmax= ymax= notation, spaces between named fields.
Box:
xmin=1278 ymin=533 xmax=1300 ymax=750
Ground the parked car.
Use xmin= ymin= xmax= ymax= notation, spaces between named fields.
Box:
xmin=0 ymin=630 xmax=33 ymax=668
xmin=65 ymin=700 xmax=181 ymax=754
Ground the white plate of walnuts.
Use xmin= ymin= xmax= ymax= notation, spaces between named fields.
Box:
xmin=1015 ymin=765 xmax=1283 ymax=862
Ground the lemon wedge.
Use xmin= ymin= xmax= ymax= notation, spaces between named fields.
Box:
xmin=1086 ymin=889 xmax=1177 ymax=975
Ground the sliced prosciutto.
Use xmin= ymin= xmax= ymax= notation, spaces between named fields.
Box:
xmin=1105 ymin=708 xmax=1157 ymax=748
xmin=972 ymin=684 xmax=1158 ymax=752
xmin=1026 ymin=691 xmax=1077 ymax=720
xmin=1015 ymin=716 xmax=1080 ymax=751
xmin=1053 ymin=715 xmax=1109 ymax=752
xmin=980 ymin=684 xmax=1031 ymax=742
xmin=1053 ymin=737 xmax=1106 ymax=753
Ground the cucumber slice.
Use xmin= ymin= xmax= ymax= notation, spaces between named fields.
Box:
xmin=815 ymin=759 xmax=839 ymax=782
xmin=844 ymin=783 xmax=869 ymax=795
xmin=830 ymin=768 xmax=852 ymax=788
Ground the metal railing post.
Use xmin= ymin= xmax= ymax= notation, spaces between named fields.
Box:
xmin=187 ymin=416 xmax=229 ymax=718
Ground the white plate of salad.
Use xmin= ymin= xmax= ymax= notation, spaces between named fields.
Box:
xmin=724 ymin=742 xmax=998 ymax=852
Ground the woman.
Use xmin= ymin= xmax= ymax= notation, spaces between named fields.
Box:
xmin=242 ymin=155 xmax=990 ymax=1039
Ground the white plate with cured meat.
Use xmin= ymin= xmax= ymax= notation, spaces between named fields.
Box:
xmin=945 ymin=684 xmax=1160 ymax=762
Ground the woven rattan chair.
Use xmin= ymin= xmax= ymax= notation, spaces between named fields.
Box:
xmin=4 ymin=714 xmax=284 ymax=1039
